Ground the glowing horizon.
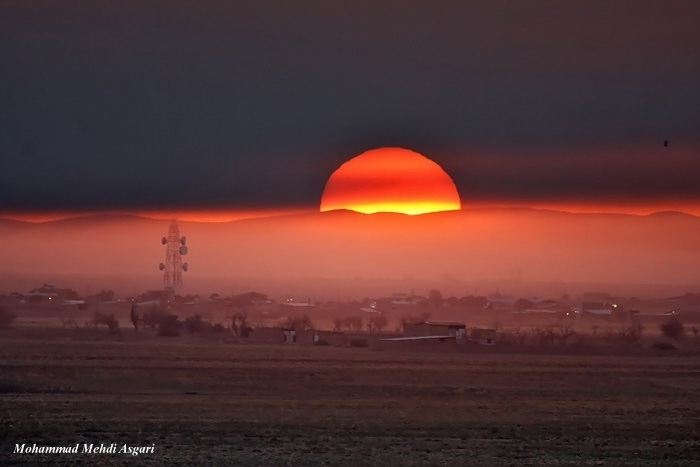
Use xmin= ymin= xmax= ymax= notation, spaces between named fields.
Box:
xmin=4 ymin=199 xmax=700 ymax=224
xmin=0 ymin=208 xmax=314 ymax=224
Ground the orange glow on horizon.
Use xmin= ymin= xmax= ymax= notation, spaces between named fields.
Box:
xmin=3 ymin=200 xmax=700 ymax=224
xmin=0 ymin=208 xmax=313 ymax=223
xmin=134 ymin=208 xmax=312 ymax=223
xmin=479 ymin=200 xmax=700 ymax=217
xmin=320 ymin=147 xmax=462 ymax=215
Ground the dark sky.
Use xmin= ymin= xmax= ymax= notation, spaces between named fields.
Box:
xmin=2 ymin=1 xmax=699 ymax=212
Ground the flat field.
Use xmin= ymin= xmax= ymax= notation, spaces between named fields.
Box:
xmin=1 ymin=334 xmax=699 ymax=465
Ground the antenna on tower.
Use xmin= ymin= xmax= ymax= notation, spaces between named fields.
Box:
xmin=159 ymin=220 xmax=189 ymax=292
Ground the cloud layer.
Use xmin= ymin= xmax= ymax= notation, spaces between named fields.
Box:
xmin=2 ymin=1 xmax=699 ymax=211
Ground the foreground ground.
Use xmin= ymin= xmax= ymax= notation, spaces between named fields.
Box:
xmin=1 ymin=333 xmax=699 ymax=465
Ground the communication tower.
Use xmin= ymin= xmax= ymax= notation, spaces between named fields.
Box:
xmin=159 ymin=220 xmax=189 ymax=291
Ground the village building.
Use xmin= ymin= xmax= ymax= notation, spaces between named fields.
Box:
xmin=280 ymin=298 xmax=315 ymax=309
xmin=402 ymin=321 xmax=467 ymax=339
xmin=518 ymin=300 xmax=572 ymax=318
xmin=485 ymin=293 xmax=518 ymax=311
xmin=249 ymin=327 xmax=316 ymax=345
xmin=470 ymin=328 xmax=497 ymax=345
xmin=26 ymin=284 xmax=79 ymax=304
xmin=580 ymin=301 xmax=619 ymax=318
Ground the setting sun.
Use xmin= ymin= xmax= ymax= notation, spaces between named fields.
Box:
xmin=320 ymin=147 xmax=461 ymax=215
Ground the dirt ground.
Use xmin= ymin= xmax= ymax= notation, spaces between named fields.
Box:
xmin=1 ymin=332 xmax=699 ymax=465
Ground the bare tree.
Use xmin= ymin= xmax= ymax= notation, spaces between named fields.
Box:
xmin=130 ymin=302 xmax=139 ymax=333
xmin=533 ymin=327 xmax=555 ymax=346
xmin=93 ymin=311 xmax=119 ymax=334
xmin=369 ymin=314 xmax=388 ymax=333
xmin=612 ymin=324 xmax=644 ymax=345
xmin=660 ymin=318 xmax=684 ymax=340
xmin=344 ymin=316 xmax=363 ymax=332
xmin=552 ymin=324 xmax=577 ymax=346
xmin=514 ymin=328 xmax=529 ymax=345
xmin=231 ymin=312 xmax=251 ymax=337
xmin=284 ymin=315 xmax=314 ymax=331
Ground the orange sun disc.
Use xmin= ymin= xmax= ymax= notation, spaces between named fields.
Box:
xmin=320 ymin=147 xmax=461 ymax=215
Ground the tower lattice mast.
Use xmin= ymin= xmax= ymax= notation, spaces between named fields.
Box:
xmin=159 ymin=220 xmax=188 ymax=292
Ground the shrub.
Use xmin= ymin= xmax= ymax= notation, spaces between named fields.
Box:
xmin=616 ymin=324 xmax=644 ymax=345
xmin=230 ymin=312 xmax=254 ymax=337
xmin=157 ymin=315 xmax=181 ymax=337
xmin=0 ymin=306 xmax=17 ymax=328
xmin=369 ymin=314 xmax=388 ymax=333
xmin=659 ymin=317 xmax=684 ymax=340
xmin=142 ymin=304 xmax=167 ymax=330
xmin=184 ymin=314 xmax=205 ymax=334
xmin=212 ymin=322 xmax=227 ymax=333
xmin=283 ymin=315 xmax=314 ymax=332
xmin=652 ymin=342 xmax=677 ymax=351
xmin=93 ymin=312 xmax=119 ymax=334
xmin=344 ymin=316 xmax=363 ymax=333
xmin=350 ymin=338 xmax=368 ymax=348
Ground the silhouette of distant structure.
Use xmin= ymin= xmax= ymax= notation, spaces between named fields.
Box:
xmin=403 ymin=321 xmax=466 ymax=339
xmin=159 ymin=221 xmax=188 ymax=292
xmin=26 ymin=283 xmax=79 ymax=303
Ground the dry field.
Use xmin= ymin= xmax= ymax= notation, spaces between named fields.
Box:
xmin=1 ymin=332 xmax=699 ymax=465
